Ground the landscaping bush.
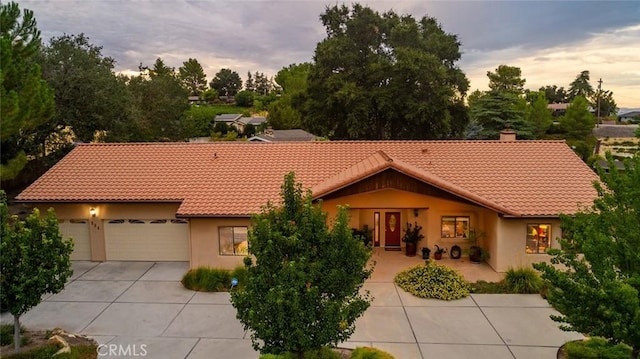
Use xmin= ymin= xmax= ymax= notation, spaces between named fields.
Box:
xmin=504 ymin=267 xmax=543 ymax=294
xmin=258 ymin=347 xmax=341 ymax=359
xmin=3 ymin=343 xmax=97 ymax=359
xmin=351 ymin=347 xmax=395 ymax=359
xmin=181 ymin=266 xmax=247 ymax=292
xmin=0 ymin=323 xmax=26 ymax=346
xmin=394 ymin=262 xmax=470 ymax=300
xmin=564 ymin=338 xmax=632 ymax=359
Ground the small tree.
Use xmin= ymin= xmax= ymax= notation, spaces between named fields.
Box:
xmin=0 ymin=191 xmax=73 ymax=353
xmin=534 ymin=155 xmax=640 ymax=359
xmin=231 ymin=173 xmax=373 ymax=357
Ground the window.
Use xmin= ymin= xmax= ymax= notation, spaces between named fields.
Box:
xmin=441 ymin=216 xmax=469 ymax=238
xmin=150 ymin=220 xmax=167 ymax=224
xmin=373 ymin=212 xmax=380 ymax=247
xmin=219 ymin=227 xmax=248 ymax=256
xmin=526 ymin=224 xmax=551 ymax=254
xmin=128 ymin=219 xmax=145 ymax=224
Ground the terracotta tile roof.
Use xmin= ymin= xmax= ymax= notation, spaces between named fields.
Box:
xmin=16 ymin=141 xmax=599 ymax=217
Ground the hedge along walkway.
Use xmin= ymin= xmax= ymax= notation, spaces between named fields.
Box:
xmin=0 ymin=261 xmax=582 ymax=359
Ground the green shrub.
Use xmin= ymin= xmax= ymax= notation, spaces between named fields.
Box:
xmin=0 ymin=323 xmax=27 ymax=346
xmin=564 ymin=338 xmax=632 ymax=359
xmin=394 ymin=262 xmax=470 ymax=300
xmin=181 ymin=266 xmax=247 ymax=292
xmin=351 ymin=347 xmax=395 ymax=359
xmin=504 ymin=267 xmax=543 ymax=294
xmin=258 ymin=347 xmax=341 ymax=359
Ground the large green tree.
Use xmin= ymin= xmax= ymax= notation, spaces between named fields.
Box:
xmin=487 ymin=64 xmax=525 ymax=95
xmin=267 ymin=63 xmax=312 ymax=129
xmin=178 ymin=58 xmax=207 ymax=96
xmin=560 ymin=96 xmax=595 ymax=139
xmin=534 ymin=155 xmax=640 ymax=359
xmin=0 ymin=2 xmax=54 ymax=180
xmin=527 ymin=91 xmax=553 ymax=139
xmin=231 ymin=173 xmax=373 ymax=356
xmin=300 ymin=4 xmax=468 ymax=140
xmin=1 ymin=191 xmax=73 ymax=353
xmin=539 ymin=85 xmax=568 ymax=104
xmin=468 ymin=90 xmax=530 ymax=139
xmin=125 ymin=58 xmax=189 ymax=141
xmin=38 ymin=33 xmax=129 ymax=143
xmin=210 ymin=68 xmax=242 ymax=97
xmin=568 ymin=70 xmax=594 ymax=101
xmin=591 ymin=88 xmax=618 ymax=118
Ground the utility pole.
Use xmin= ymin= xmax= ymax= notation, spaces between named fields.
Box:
xmin=597 ymin=78 xmax=603 ymax=126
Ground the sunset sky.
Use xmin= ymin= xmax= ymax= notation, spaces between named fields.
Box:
xmin=18 ymin=1 xmax=640 ymax=109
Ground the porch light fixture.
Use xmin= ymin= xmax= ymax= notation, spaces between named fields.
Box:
xmin=89 ymin=207 xmax=97 ymax=217
xmin=413 ymin=209 xmax=419 ymax=217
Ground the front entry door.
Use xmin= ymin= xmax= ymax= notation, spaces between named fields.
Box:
xmin=385 ymin=212 xmax=401 ymax=249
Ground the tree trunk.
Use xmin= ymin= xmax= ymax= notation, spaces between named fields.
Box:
xmin=631 ymin=346 xmax=638 ymax=359
xmin=14 ymin=315 xmax=21 ymax=353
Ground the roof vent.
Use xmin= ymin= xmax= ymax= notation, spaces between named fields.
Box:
xmin=499 ymin=129 xmax=517 ymax=141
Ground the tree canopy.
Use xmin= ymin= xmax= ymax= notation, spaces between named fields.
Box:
xmin=0 ymin=2 xmax=54 ymax=179
xmin=487 ymin=64 xmax=526 ymax=95
xmin=300 ymin=4 xmax=469 ymax=140
xmin=178 ymin=58 xmax=207 ymax=96
xmin=534 ymin=155 xmax=640 ymax=359
xmin=231 ymin=173 xmax=373 ymax=356
xmin=568 ymin=70 xmax=594 ymax=101
xmin=210 ymin=68 xmax=242 ymax=97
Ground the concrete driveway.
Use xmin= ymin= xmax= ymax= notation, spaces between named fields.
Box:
xmin=1 ymin=261 xmax=583 ymax=359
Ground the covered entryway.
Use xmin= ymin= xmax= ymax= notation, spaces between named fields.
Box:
xmin=59 ymin=219 xmax=91 ymax=260
xmin=104 ymin=219 xmax=189 ymax=261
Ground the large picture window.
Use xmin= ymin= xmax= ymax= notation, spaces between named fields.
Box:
xmin=219 ymin=226 xmax=248 ymax=256
xmin=441 ymin=216 xmax=469 ymax=238
xmin=526 ymin=224 xmax=551 ymax=254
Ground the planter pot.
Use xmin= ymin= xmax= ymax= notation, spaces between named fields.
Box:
xmin=434 ymin=252 xmax=443 ymax=260
xmin=421 ymin=247 xmax=431 ymax=259
xmin=405 ymin=242 xmax=417 ymax=256
xmin=450 ymin=245 xmax=461 ymax=259
xmin=469 ymin=246 xmax=482 ymax=263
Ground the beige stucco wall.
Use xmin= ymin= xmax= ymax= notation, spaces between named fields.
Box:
xmin=190 ymin=217 xmax=251 ymax=269
xmin=494 ymin=217 xmax=562 ymax=272
xmin=320 ymin=189 xmax=495 ymax=257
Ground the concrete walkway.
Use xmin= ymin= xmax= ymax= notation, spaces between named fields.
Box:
xmin=1 ymin=261 xmax=583 ymax=358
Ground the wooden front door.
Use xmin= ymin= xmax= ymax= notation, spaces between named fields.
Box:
xmin=385 ymin=212 xmax=401 ymax=249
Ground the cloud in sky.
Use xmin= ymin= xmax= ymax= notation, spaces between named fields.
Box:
xmin=17 ymin=0 xmax=640 ymax=107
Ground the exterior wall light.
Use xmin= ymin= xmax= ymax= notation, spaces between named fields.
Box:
xmin=413 ymin=208 xmax=419 ymax=217
xmin=90 ymin=207 xmax=97 ymax=217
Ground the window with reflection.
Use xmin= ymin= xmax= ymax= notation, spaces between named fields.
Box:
xmin=526 ymin=224 xmax=551 ymax=254
xmin=441 ymin=216 xmax=469 ymax=238
xmin=219 ymin=226 xmax=249 ymax=255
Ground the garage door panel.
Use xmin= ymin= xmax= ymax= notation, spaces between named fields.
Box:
xmin=105 ymin=220 xmax=189 ymax=261
xmin=59 ymin=220 xmax=91 ymax=260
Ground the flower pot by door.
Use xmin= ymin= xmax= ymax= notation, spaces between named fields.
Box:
xmin=469 ymin=246 xmax=482 ymax=263
xmin=434 ymin=252 xmax=442 ymax=260
xmin=405 ymin=242 xmax=417 ymax=256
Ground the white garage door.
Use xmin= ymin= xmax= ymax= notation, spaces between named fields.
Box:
xmin=104 ymin=219 xmax=189 ymax=261
xmin=59 ymin=219 xmax=91 ymax=260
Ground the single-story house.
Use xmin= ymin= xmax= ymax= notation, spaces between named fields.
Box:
xmin=232 ymin=117 xmax=267 ymax=133
xmin=214 ymin=114 xmax=243 ymax=125
xmin=16 ymin=130 xmax=598 ymax=272
xmin=248 ymin=128 xmax=317 ymax=142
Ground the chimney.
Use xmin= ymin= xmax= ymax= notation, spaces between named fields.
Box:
xmin=499 ymin=129 xmax=517 ymax=141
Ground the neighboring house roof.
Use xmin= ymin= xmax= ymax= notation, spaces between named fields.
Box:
xmin=235 ymin=117 xmax=267 ymax=126
xmin=593 ymin=124 xmax=639 ymax=138
xmin=17 ymin=141 xmax=598 ymax=218
xmin=248 ymin=129 xmax=317 ymax=142
xmin=214 ymin=114 xmax=242 ymax=122
xmin=547 ymin=103 xmax=570 ymax=111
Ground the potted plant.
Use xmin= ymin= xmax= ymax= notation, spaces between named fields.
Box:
xmin=466 ymin=229 xmax=488 ymax=263
xmin=402 ymin=222 xmax=424 ymax=256
xmin=434 ymin=245 xmax=446 ymax=260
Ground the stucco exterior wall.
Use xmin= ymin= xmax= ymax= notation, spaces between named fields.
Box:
xmin=320 ymin=189 xmax=494 ymax=257
xmin=495 ymin=217 xmax=562 ymax=272
xmin=190 ymin=217 xmax=251 ymax=269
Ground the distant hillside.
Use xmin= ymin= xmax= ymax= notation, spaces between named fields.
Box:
xmin=618 ymin=107 xmax=640 ymax=115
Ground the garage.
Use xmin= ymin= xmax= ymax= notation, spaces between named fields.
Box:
xmin=104 ymin=219 xmax=189 ymax=261
xmin=59 ymin=219 xmax=91 ymax=260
